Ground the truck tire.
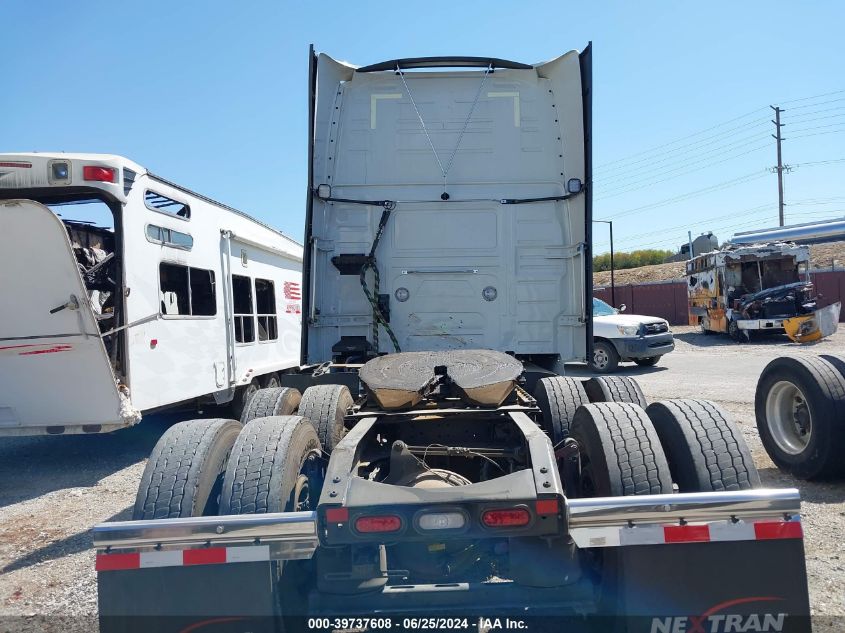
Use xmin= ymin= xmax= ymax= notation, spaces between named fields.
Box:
xmin=219 ymin=415 xmax=322 ymax=515
xmin=133 ymin=418 xmax=242 ymax=520
xmin=646 ymin=399 xmax=761 ymax=492
xmin=818 ymin=353 xmax=845 ymax=381
xmin=583 ymin=376 xmax=647 ymax=409
xmin=297 ymin=384 xmax=354 ymax=452
xmin=755 ymin=355 xmax=845 ymax=480
xmin=533 ymin=377 xmax=589 ymax=444
xmin=633 ymin=356 xmax=661 ymax=367
xmin=231 ymin=378 xmax=260 ymax=419
xmin=240 ymin=387 xmax=302 ymax=425
xmin=570 ymin=403 xmax=673 ymax=497
xmin=261 ymin=372 xmax=281 ymax=388
xmin=590 ymin=340 xmax=620 ymax=373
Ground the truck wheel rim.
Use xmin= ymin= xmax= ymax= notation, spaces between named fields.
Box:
xmin=593 ymin=348 xmax=608 ymax=369
xmin=766 ymin=380 xmax=812 ymax=455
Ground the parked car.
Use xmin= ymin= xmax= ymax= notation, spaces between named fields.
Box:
xmin=591 ymin=297 xmax=675 ymax=372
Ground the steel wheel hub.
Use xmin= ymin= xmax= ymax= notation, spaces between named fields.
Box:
xmin=766 ymin=380 xmax=812 ymax=455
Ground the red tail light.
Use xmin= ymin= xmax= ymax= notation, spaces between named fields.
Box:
xmin=481 ymin=508 xmax=531 ymax=527
xmin=535 ymin=499 xmax=560 ymax=515
xmin=354 ymin=515 xmax=402 ymax=533
xmin=83 ymin=166 xmax=116 ymax=183
xmin=325 ymin=507 xmax=349 ymax=523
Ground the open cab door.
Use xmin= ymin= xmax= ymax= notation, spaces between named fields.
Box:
xmin=0 ymin=199 xmax=139 ymax=435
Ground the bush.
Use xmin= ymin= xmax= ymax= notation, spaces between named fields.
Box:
xmin=593 ymin=249 xmax=673 ymax=272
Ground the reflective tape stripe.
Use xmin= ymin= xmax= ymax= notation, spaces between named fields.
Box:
xmin=96 ymin=546 xmax=271 ymax=572
xmin=95 ymin=552 xmax=139 ymax=571
xmin=139 ymin=550 xmax=182 ymax=568
xmin=664 ymin=524 xmax=710 ymax=543
xmin=183 ymin=547 xmax=226 ymax=566
xmin=754 ymin=520 xmax=803 ymax=540
xmin=571 ymin=518 xmax=801 ymax=549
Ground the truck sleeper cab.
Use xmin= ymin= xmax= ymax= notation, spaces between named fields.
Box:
xmin=0 ymin=153 xmax=303 ymax=435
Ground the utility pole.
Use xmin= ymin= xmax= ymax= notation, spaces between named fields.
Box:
xmin=771 ymin=105 xmax=785 ymax=226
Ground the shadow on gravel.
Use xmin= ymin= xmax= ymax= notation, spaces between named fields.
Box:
xmin=0 ymin=408 xmax=226 ymax=509
xmin=563 ymin=363 xmax=669 ymax=378
xmin=674 ymin=330 xmax=834 ymax=349
xmin=1 ymin=507 xmax=132 ymax=574
xmin=758 ymin=466 xmax=845 ymax=504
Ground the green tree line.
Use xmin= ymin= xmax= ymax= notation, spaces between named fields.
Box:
xmin=593 ymin=249 xmax=674 ymax=272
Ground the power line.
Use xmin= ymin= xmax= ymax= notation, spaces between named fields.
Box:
xmin=595 ymin=142 xmax=771 ymax=200
xmin=599 ymin=171 xmax=768 ymax=220
xmin=594 ymin=108 xmax=768 ymax=171
xmin=594 ymin=128 xmax=771 ymax=187
xmin=778 ymin=88 xmax=845 ymax=105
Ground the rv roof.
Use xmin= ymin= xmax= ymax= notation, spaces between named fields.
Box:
xmin=0 ymin=152 xmax=301 ymax=246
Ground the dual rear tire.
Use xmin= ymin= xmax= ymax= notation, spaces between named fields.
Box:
xmin=536 ymin=375 xmax=760 ymax=498
xmin=133 ymin=384 xmax=353 ymax=520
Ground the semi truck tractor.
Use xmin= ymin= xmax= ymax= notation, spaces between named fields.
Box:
xmin=93 ymin=45 xmax=810 ymax=632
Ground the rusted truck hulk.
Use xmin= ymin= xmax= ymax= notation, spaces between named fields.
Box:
xmin=688 ymin=241 xmax=840 ymax=342
xmin=93 ymin=46 xmax=811 ymax=633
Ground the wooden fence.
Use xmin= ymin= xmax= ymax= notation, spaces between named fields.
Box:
xmin=594 ymin=270 xmax=845 ymax=325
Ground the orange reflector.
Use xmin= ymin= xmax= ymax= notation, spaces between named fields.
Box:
xmin=535 ymin=499 xmax=559 ymax=515
xmin=481 ymin=508 xmax=531 ymax=528
xmin=326 ymin=507 xmax=349 ymax=523
xmin=83 ymin=165 xmax=116 ymax=183
xmin=355 ymin=515 xmax=402 ymax=533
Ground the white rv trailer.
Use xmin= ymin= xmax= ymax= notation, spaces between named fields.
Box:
xmin=0 ymin=153 xmax=302 ymax=436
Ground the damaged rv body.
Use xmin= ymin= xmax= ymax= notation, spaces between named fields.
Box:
xmin=0 ymin=153 xmax=303 ymax=436
xmin=687 ymin=242 xmax=840 ymax=342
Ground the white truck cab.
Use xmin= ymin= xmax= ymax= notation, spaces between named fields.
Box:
xmin=591 ymin=297 xmax=674 ymax=372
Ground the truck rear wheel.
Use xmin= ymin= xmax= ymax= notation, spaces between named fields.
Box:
xmin=533 ymin=377 xmax=589 ymax=444
xmin=133 ymin=418 xmax=242 ymax=520
xmin=240 ymin=387 xmax=302 ymax=425
xmin=570 ymin=403 xmax=673 ymax=497
xmin=231 ymin=378 xmax=260 ymax=419
xmin=755 ymin=355 xmax=845 ymax=479
xmin=219 ymin=415 xmax=322 ymax=515
xmin=583 ymin=376 xmax=647 ymax=409
xmin=298 ymin=384 xmax=354 ymax=452
xmin=646 ymin=399 xmax=761 ymax=492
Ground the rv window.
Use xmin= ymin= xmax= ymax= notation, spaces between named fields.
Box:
xmin=146 ymin=224 xmax=194 ymax=250
xmin=233 ymin=274 xmax=255 ymax=343
xmin=160 ymin=263 xmax=190 ymax=315
xmin=190 ymin=269 xmax=216 ymax=316
xmin=145 ymin=190 xmax=191 ymax=220
xmin=255 ymin=279 xmax=278 ymax=341
xmin=159 ymin=263 xmax=216 ymax=316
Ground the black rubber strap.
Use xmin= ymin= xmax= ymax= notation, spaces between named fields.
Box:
xmin=500 ymin=191 xmax=584 ymax=205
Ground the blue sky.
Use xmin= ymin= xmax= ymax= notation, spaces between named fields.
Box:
xmin=3 ymin=1 xmax=844 ymax=255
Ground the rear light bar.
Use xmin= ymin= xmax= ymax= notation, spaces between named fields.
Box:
xmin=354 ymin=515 xmax=402 ymax=533
xmin=417 ymin=511 xmax=466 ymax=531
xmin=0 ymin=161 xmax=31 ymax=168
xmin=83 ymin=165 xmax=116 ymax=183
xmin=481 ymin=508 xmax=531 ymax=528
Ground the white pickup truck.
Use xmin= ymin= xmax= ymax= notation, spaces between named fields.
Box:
xmin=591 ymin=297 xmax=674 ymax=372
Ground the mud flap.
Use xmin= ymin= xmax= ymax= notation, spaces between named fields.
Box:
xmin=609 ymin=540 xmax=810 ymax=632
xmin=783 ymin=301 xmax=841 ymax=343
xmin=98 ymin=562 xmax=280 ymax=633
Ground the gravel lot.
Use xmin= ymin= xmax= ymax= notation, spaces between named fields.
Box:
xmin=0 ymin=328 xmax=843 ymax=630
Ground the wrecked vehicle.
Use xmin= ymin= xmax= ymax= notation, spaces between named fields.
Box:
xmin=93 ymin=46 xmax=811 ymax=633
xmin=687 ymin=241 xmax=840 ymax=342
xmin=0 ymin=153 xmax=302 ymax=435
